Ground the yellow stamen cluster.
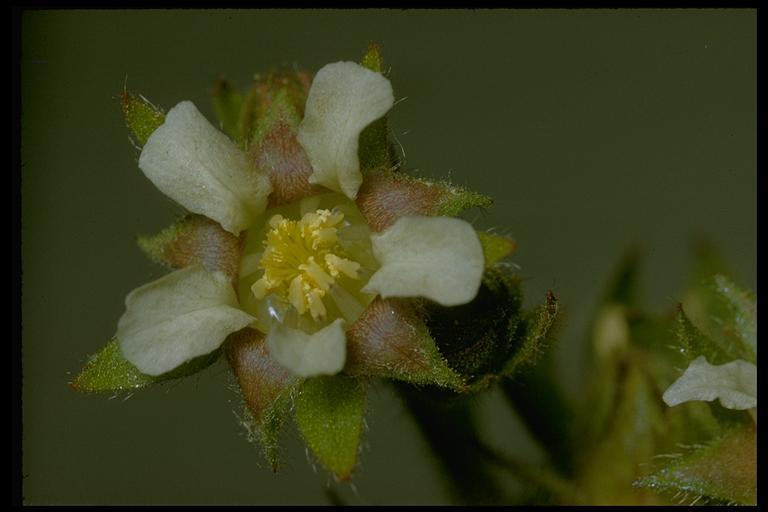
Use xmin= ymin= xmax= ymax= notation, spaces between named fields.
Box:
xmin=251 ymin=209 xmax=361 ymax=320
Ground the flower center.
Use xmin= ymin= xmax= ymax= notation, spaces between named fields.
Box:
xmin=250 ymin=209 xmax=361 ymax=321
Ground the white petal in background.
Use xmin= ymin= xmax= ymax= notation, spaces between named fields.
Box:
xmin=266 ymin=319 xmax=347 ymax=378
xmin=663 ymin=356 xmax=757 ymax=410
xmin=363 ymin=216 xmax=484 ymax=307
xmin=139 ymin=101 xmax=272 ymax=234
xmin=297 ymin=61 xmax=394 ymax=199
xmin=118 ymin=265 xmax=255 ymax=376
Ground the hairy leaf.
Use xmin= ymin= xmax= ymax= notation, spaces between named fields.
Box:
xmin=636 ymin=426 xmax=756 ymax=505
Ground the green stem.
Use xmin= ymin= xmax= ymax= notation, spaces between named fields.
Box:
xmin=395 ymin=383 xmax=506 ymax=505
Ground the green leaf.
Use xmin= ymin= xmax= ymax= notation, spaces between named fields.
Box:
xmin=120 ymin=90 xmax=165 ymax=148
xmin=294 ymin=376 xmax=367 ymax=480
xmin=212 ymin=78 xmax=244 ymax=141
xmin=502 ymin=290 xmax=559 ymax=376
xmin=70 ymin=337 xmax=220 ymax=393
xmin=477 ymin=231 xmax=517 ymax=268
xmin=636 ymin=426 xmax=756 ymax=505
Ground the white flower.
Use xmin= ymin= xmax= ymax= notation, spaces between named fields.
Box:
xmin=662 ymin=355 xmax=757 ymax=410
xmin=117 ymin=61 xmax=485 ymax=378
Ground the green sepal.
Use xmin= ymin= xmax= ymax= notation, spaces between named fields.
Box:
xmin=358 ymin=43 xmax=394 ymax=172
xmin=478 ymin=231 xmax=517 ymax=268
xmin=682 ymin=272 xmax=755 ymax=364
xmin=225 ymin=328 xmax=301 ymax=471
xmin=120 ymin=90 xmax=165 ymax=148
xmin=357 ymin=168 xmax=492 ymax=232
xmin=345 ymin=298 xmax=464 ymax=390
xmin=212 ymin=78 xmax=244 ymax=141
xmin=675 ymin=305 xmax=731 ymax=365
xmin=713 ymin=275 xmax=756 ymax=361
xmin=361 ymin=42 xmax=384 ymax=73
xmin=70 ymin=337 xmax=220 ymax=393
xmin=234 ymin=383 xmax=299 ymax=472
xmin=436 ymin=185 xmax=493 ymax=217
xmin=636 ymin=425 xmax=756 ymax=505
xmin=137 ymin=214 xmax=243 ymax=278
xmin=501 ymin=290 xmax=559 ymax=376
xmin=294 ymin=376 xmax=367 ymax=480
xmin=426 ymin=266 xmax=524 ymax=387
xmin=241 ymin=70 xmax=311 ymax=149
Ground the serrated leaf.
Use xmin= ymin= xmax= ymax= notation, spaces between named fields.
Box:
xmin=294 ymin=376 xmax=367 ymax=480
xmin=345 ymin=297 xmax=464 ymax=390
xmin=477 ymin=231 xmax=517 ymax=268
xmin=502 ymin=290 xmax=559 ymax=376
xmin=226 ymin=328 xmax=300 ymax=470
xmin=137 ymin=214 xmax=243 ymax=278
xmin=120 ymin=90 xmax=165 ymax=147
xmin=70 ymin=337 xmax=220 ymax=393
xmin=636 ymin=426 xmax=756 ymax=505
xmin=212 ymin=78 xmax=244 ymax=141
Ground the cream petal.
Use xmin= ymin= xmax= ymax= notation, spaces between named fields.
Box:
xmin=362 ymin=216 xmax=484 ymax=306
xmin=297 ymin=61 xmax=394 ymax=199
xmin=663 ymin=356 xmax=757 ymax=410
xmin=117 ymin=265 xmax=255 ymax=376
xmin=266 ymin=319 xmax=347 ymax=378
xmin=139 ymin=101 xmax=272 ymax=234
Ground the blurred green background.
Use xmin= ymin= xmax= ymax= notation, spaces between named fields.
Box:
xmin=21 ymin=9 xmax=755 ymax=505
